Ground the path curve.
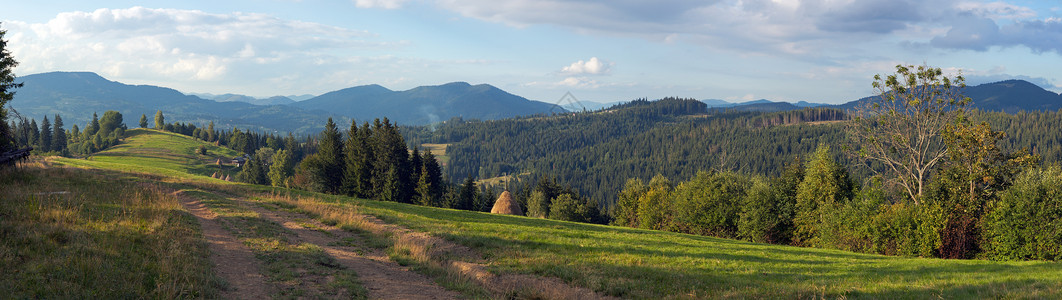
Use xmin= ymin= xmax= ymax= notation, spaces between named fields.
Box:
xmin=176 ymin=193 xmax=272 ymax=299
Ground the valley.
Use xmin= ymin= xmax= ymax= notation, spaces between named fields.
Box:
xmin=4 ymin=129 xmax=1061 ymax=298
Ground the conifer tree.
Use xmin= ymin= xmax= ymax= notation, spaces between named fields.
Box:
xmin=343 ymin=120 xmax=364 ymax=196
xmin=416 ymin=151 xmax=444 ymax=207
xmin=317 ymin=117 xmax=345 ymax=194
xmin=39 ymin=116 xmax=52 ymax=152
xmin=85 ymin=112 xmax=100 ymax=137
xmin=793 ymin=145 xmax=853 ymax=247
xmin=28 ymin=119 xmax=38 ymax=150
xmin=138 ymin=114 xmax=147 ymax=128
xmin=53 ymin=114 xmax=66 ymax=154
xmin=455 ymin=175 xmax=477 ymax=210
xmin=0 ymin=24 xmax=22 ymax=152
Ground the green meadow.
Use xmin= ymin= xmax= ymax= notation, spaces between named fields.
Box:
xmin=4 ymin=128 xmax=1058 ymax=298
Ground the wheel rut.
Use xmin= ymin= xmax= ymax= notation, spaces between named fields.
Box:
xmin=238 ymin=199 xmax=460 ymax=300
xmin=176 ymin=194 xmax=272 ymax=299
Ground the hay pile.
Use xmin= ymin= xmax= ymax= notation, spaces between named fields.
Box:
xmin=490 ymin=191 xmax=523 ymax=215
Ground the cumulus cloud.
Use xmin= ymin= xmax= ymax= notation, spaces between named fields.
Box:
xmin=560 ymin=57 xmax=612 ymax=75
xmin=5 ymin=7 xmax=403 ymax=95
xmin=354 ymin=0 xmax=408 ymax=9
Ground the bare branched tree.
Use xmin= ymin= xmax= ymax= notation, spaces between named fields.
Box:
xmin=847 ymin=64 xmax=969 ymax=204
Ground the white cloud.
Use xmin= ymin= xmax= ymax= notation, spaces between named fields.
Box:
xmin=434 ymin=0 xmax=1059 ymax=57
xmin=5 ymin=7 xmax=405 ymax=96
xmin=354 ymin=0 xmax=408 ymax=9
xmin=560 ymin=57 xmax=612 ymax=75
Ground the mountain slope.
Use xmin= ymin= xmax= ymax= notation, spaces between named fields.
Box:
xmin=11 ymin=72 xmax=334 ymax=134
xmin=35 ymin=128 xmax=1062 ymax=299
xmin=292 ymin=82 xmax=559 ymax=125
xmin=837 ymin=79 xmax=1062 ymax=112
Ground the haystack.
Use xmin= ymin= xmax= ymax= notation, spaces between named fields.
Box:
xmin=224 ymin=174 xmax=231 ymax=181
xmin=490 ymin=191 xmax=523 ymax=215
xmin=211 ymin=171 xmax=219 ymax=178
xmin=216 ymin=158 xmax=224 ymax=165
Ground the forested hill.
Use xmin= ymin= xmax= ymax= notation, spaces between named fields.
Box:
xmin=290 ymin=81 xmax=560 ymax=125
xmin=11 ymin=72 xmax=333 ymax=134
xmin=407 ymin=97 xmax=1062 ymax=210
xmin=405 ymin=98 xmax=849 ymax=206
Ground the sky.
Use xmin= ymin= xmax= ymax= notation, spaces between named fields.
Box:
xmin=3 ymin=0 xmax=1061 ymax=104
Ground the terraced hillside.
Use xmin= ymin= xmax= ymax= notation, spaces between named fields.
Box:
xmin=3 ymin=128 xmax=1061 ymax=299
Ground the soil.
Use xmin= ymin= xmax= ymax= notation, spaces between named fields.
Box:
xmin=176 ymin=193 xmax=272 ymax=299
xmin=241 ymin=202 xmax=461 ymax=300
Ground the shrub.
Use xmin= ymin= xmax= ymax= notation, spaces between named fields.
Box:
xmin=671 ymin=171 xmax=750 ymax=238
xmin=982 ymin=167 xmax=1062 ymax=260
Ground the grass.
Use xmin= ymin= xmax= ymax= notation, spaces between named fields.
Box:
xmin=419 ymin=143 xmax=450 ymax=166
xmin=0 ymin=158 xmax=220 ymax=298
xmin=74 ymin=128 xmax=243 ymax=180
xmin=34 ymin=126 xmax=1062 ymax=299
xmin=350 ymin=201 xmax=1062 ymax=299
xmin=179 ymin=188 xmax=367 ymax=299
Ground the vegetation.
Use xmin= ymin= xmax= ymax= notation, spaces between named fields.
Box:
xmin=23 ymin=128 xmax=1060 ymax=299
xmin=0 ymin=159 xmax=219 ymax=298
xmin=1 ymin=23 xmax=23 ymax=154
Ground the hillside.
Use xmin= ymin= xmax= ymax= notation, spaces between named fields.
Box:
xmin=291 ymin=81 xmax=561 ymax=125
xmin=3 ymin=128 xmax=1058 ymax=298
xmin=10 ymin=72 xmax=333 ymax=134
xmin=836 ymin=79 xmax=1062 ymax=112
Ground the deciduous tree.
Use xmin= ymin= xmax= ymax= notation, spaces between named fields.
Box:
xmin=847 ymin=64 xmax=968 ymax=203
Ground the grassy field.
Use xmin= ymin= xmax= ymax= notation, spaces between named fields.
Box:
xmin=20 ymin=128 xmax=1062 ymax=298
xmin=419 ymin=143 xmax=450 ymax=166
xmin=0 ymin=158 xmax=219 ymax=298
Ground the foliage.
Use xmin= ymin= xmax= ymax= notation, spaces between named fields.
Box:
xmin=847 ymin=64 xmax=969 ymax=203
xmin=526 ymin=190 xmax=549 ymax=218
xmin=982 ymin=167 xmax=1062 ymax=260
xmin=793 ymin=145 xmax=853 ymax=246
xmin=0 ymin=23 xmax=22 ymax=153
xmin=670 ymin=171 xmax=750 ymax=237
xmin=154 ymin=110 xmax=165 ymax=130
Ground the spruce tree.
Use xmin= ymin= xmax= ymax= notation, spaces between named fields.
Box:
xmin=343 ymin=120 xmax=363 ymax=196
xmin=416 ymin=150 xmax=444 ymax=207
xmin=455 ymin=176 xmax=477 ymax=210
xmin=317 ymin=117 xmax=345 ymax=194
xmin=28 ymin=119 xmax=38 ymax=150
xmin=39 ymin=116 xmax=52 ymax=152
xmin=85 ymin=112 xmax=100 ymax=137
xmin=53 ymin=114 xmax=66 ymax=154
xmin=138 ymin=114 xmax=147 ymax=128
xmin=0 ymin=24 xmax=23 ymax=152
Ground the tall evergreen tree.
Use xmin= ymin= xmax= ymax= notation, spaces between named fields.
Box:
xmin=793 ymin=145 xmax=853 ymax=247
xmin=53 ymin=114 xmax=66 ymax=154
xmin=0 ymin=23 xmax=23 ymax=153
xmin=85 ymin=112 xmax=100 ymax=138
xmin=39 ymin=116 xmax=51 ymax=152
xmin=455 ymin=175 xmax=477 ymax=210
xmin=343 ymin=120 xmax=365 ymax=196
xmin=317 ymin=117 xmax=345 ymax=194
xmin=138 ymin=114 xmax=147 ymax=128
xmin=27 ymin=119 xmax=38 ymax=151
xmin=416 ymin=150 xmax=444 ymax=207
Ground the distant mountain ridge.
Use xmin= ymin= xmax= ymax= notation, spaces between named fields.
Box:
xmin=290 ymin=81 xmax=559 ymax=125
xmin=10 ymin=72 xmax=562 ymax=133
xmin=10 ymin=72 xmax=332 ymax=134
xmin=11 ymin=72 xmax=1061 ymax=135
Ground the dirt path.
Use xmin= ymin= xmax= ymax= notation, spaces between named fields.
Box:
xmin=240 ymin=200 xmax=461 ymax=300
xmin=176 ymin=194 xmax=272 ymax=299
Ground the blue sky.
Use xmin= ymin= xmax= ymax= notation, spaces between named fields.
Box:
xmin=3 ymin=0 xmax=1061 ymax=104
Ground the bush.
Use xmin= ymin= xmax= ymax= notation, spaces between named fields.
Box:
xmin=982 ymin=167 xmax=1062 ymax=260
xmin=671 ymin=171 xmax=750 ymax=238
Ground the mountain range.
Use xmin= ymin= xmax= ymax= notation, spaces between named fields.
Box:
xmin=9 ymin=72 xmax=560 ymax=134
xmin=9 ymin=71 xmax=1062 ymax=135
